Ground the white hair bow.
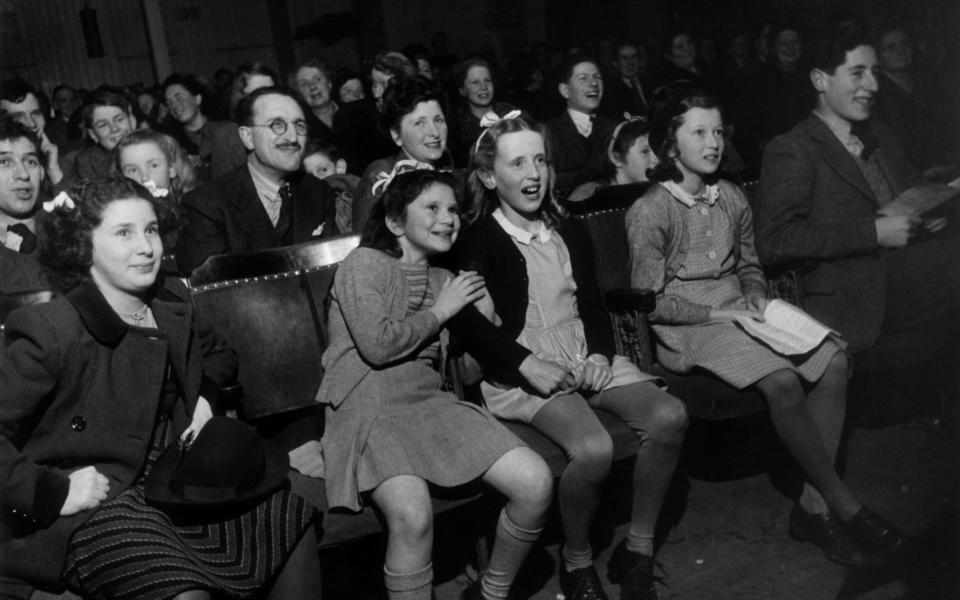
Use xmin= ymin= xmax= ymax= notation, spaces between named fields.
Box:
xmin=371 ymin=158 xmax=434 ymax=197
xmin=474 ymin=109 xmax=523 ymax=155
xmin=478 ymin=108 xmax=522 ymax=129
xmin=143 ymin=179 xmax=170 ymax=198
xmin=42 ymin=191 xmax=76 ymax=213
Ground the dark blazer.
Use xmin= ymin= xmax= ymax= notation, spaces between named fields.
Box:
xmin=755 ymin=114 xmax=917 ymax=351
xmin=0 ymin=247 xmax=47 ymax=295
xmin=176 ymin=164 xmax=339 ymax=275
xmin=0 ymin=277 xmax=236 ymax=588
xmin=546 ymin=111 xmax=616 ymax=203
xmin=598 ymin=76 xmax=651 ymax=120
xmin=451 ymin=214 xmax=616 ymax=386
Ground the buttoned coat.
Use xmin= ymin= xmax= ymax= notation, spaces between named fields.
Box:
xmin=755 ymin=114 xmax=917 ymax=351
xmin=176 ymin=165 xmax=338 ymax=274
xmin=0 ymin=277 xmax=236 ymax=588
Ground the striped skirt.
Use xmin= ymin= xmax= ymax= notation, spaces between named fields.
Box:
xmin=60 ymin=421 xmax=315 ymax=599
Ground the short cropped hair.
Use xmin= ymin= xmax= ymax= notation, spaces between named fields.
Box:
xmin=558 ymin=54 xmax=600 ymax=84
xmin=0 ymin=116 xmax=40 ymax=153
xmin=0 ymin=77 xmax=38 ymax=105
xmin=233 ymin=86 xmax=303 ymax=127
xmin=810 ymin=21 xmax=872 ymax=75
xmin=161 ymin=73 xmax=206 ymax=99
xmin=80 ymin=87 xmax=134 ymax=130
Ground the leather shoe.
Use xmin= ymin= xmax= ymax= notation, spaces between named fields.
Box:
xmin=559 ymin=564 xmax=609 ymax=600
xmin=843 ymin=506 xmax=905 ymax=561
xmin=607 ymin=540 xmax=663 ymax=600
xmin=788 ymin=504 xmax=872 ymax=567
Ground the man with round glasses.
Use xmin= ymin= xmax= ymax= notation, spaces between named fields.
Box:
xmin=177 ymin=86 xmax=338 ymax=274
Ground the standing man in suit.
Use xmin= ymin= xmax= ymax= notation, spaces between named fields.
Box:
xmin=755 ymin=22 xmax=959 ymax=369
xmin=176 ymin=87 xmax=338 ymax=275
xmin=546 ymin=55 xmax=616 ymax=202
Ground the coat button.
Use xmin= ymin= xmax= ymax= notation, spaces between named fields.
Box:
xmin=71 ymin=416 xmax=87 ymax=432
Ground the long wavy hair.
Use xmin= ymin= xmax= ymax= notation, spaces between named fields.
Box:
xmin=39 ymin=178 xmax=178 ymax=293
xmin=465 ymin=113 xmax=564 ymax=228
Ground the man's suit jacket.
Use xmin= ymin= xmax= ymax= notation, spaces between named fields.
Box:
xmin=546 ymin=111 xmax=615 ymax=202
xmin=599 ymin=76 xmax=650 ymax=120
xmin=0 ymin=247 xmax=47 ymax=295
xmin=176 ymin=164 xmax=339 ymax=275
xmin=755 ymin=113 xmax=917 ymax=351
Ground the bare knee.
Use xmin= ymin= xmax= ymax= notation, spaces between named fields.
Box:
xmin=385 ymin=498 xmax=433 ymax=544
xmin=513 ymin=449 xmax=554 ymax=510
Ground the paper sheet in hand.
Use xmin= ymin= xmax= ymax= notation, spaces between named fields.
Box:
xmin=735 ymin=300 xmax=838 ymax=355
xmin=878 ymin=183 xmax=958 ymax=217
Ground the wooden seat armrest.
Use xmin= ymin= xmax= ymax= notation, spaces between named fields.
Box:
xmin=604 ymin=288 xmax=655 ymax=313
xmin=604 ymin=289 xmax=655 ymax=372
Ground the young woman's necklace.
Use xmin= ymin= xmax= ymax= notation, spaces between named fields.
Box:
xmin=127 ymin=303 xmax=150 ymax=326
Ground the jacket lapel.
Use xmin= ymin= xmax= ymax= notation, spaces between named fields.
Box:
xmin=802 ymin=114 xmax=877 ymax=206
xmin=150 ymin=293 xmax=192 ymax=393
xmin=232 ymin=167 xmax=280 ymax=248
xmin=288 ymin=171 xmax=324 ymax=242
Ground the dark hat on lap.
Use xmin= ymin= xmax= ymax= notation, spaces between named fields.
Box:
xmin=146 ymin=417 xmax=288 ymax=508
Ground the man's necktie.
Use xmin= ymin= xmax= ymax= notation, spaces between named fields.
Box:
xmin=276 ymin=181 xmax=292 ymax=242
xmin=6 ymin=223 xmax=38 ymax=254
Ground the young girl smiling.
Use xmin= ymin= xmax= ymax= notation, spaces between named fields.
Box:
xmin=317 ymin=168 xmax=552 ymax=600
xmin=457 ymin=113 xmax=687 ymax=600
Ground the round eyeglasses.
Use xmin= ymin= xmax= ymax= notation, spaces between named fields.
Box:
xmin=250 ymin=118 xmax=309 ymax=136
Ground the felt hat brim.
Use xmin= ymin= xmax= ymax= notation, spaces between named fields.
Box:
xmin=145 ymin=437 xmax=288 ymax=509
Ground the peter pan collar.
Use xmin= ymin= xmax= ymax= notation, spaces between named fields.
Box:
xmin=660 ymin=180 xmax=719 ymax=208
xmin=492 ymin=208 xmax=552 ymax=245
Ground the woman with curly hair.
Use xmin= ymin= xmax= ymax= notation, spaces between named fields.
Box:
xmin=0 ymin=178 xmax=321 ymax=600
xmin=351 ymin=75 xmax=457 ymax=232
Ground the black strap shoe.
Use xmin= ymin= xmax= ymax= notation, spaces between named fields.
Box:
xmin=788 ymin=504 xmax=875 ymax=567
xmin=606 ymin=540 xmax=665 ymax=600
xmin=559 ymin=563 xmax=609 ymax=600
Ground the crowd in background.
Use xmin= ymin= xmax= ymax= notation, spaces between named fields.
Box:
xmin=2 ymin=5 xmax=960 ymax=600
